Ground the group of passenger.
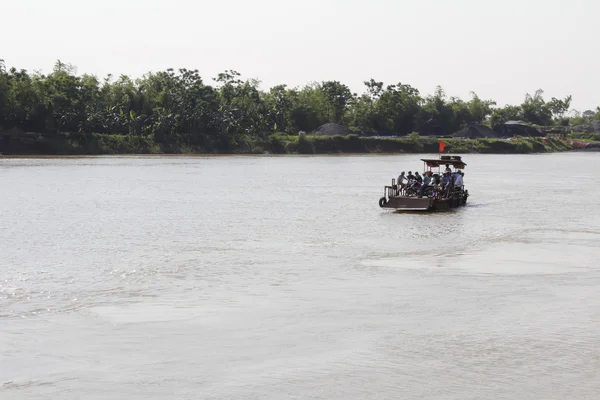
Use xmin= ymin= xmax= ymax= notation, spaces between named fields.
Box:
xmin=395 ymin=164 xmax=465 ymax=198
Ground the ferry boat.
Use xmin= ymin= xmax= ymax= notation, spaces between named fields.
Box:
xmin=378 ymin=155 xmax=469 ymax=211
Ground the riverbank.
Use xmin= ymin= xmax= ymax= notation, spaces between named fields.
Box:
xmin=0 ymin=132 xmax=573 ymax=156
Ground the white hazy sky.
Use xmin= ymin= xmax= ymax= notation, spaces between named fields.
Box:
xmin=2 ymin=0 xmax=598 ymax=111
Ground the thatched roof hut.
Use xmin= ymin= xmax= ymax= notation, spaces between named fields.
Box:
xmin=451 ymin=123 xmax=498 ymax=139
xmin=313 ymin=123 xmax=355 ymax=136
xmin=494 ymin=121 xmax=544 ymax=137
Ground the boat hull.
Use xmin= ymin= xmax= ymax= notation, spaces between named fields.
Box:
xmin=379 ymin=192 xmax=468 ymax=211
xmin=381 ymin=196 xmax=433 ymax=211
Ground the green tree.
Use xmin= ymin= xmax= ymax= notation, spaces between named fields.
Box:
xmin=467 ymin=92 xmax=496 ymax=123
xmin=521 ymin=89 xmax=552 ymax=125
xmin=319 ymin=80 xmax=352 ymax=124
xmin=547 ymin=95 xmax=572 ymax=122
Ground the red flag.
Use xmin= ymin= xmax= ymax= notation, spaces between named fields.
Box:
xmin=439 ymin=141 xmax=446 ymax=153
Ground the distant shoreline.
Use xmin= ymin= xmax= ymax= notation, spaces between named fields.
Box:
xmin=0 ymin=133 xmax=575 ymax=157
xmin=1 ymin=150 xmax=587 ymax=159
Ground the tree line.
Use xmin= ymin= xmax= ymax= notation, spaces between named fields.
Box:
xmin=1 ymin=59 xmax=598 ymax=149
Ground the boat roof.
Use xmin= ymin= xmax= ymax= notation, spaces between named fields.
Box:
xmin=421 ymin=157 xmax=467 ymax=168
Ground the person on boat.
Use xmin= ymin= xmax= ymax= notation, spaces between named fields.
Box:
xmin=445 ymin=164 xmax=452 ymax=174
xmin=396 ymin=171 xmax=407 ymax=194
xmin=447 ymin=172 xmax=456 ymax=197
xmin=455 ymin=171 xmax=464 ymax=188
xmin=441 ymin=172 xmax=452 ymax=198
xmin=432 ymin=173 xmax=441 ymax=188
xmin=418 ymin=171 xmax=432 ymax=197
xmin=397 ymin=171 xmax=407 ymax=185
xmin=454 ymin=172 xmax=465 ymax=189
xmin=414 ymin=171 xmax=423 ymax=183
xmin=405 ymin=172 xmax=422 ymax=196
xmin=432 ymin=174 xmax=442 ymax=197
xmin=441 ymin=172 xmax=449 ymax=187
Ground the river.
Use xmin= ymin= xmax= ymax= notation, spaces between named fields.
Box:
xmin=1 ymin=153 xmax=599 ymax=400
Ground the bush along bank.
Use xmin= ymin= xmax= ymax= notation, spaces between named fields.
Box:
xmin=0 ymin=132 xmax=574 ymax=155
